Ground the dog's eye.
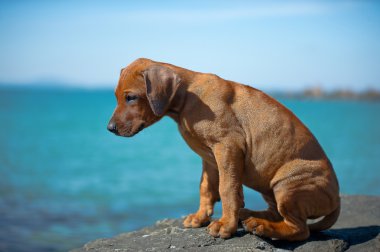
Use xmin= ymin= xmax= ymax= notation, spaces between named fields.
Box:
xmin=126 ymin=94 xmax=138 ymax=103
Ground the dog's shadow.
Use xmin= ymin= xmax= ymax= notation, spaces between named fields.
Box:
xmin=261 ymin=225 xmax=380 ymax=250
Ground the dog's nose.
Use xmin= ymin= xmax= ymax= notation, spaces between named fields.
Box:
xmin=107 ymin=121 xmax=118 ymax=134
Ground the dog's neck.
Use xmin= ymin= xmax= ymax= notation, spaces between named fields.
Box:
xmin=166 ymin=81 xmax=188 ymax=123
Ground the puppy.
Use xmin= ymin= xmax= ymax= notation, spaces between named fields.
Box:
xmin=107 ymin=58 xmax=340 ymax=241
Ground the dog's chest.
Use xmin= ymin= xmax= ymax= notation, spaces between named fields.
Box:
xmin=178 ymin=124 xmax=215 ymax=163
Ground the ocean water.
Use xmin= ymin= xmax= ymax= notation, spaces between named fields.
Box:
xmin=0 ymin=86 xmax=379 ymax=252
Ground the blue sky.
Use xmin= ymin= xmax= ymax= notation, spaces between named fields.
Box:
xmin=0 ymin=0 xmax=379 ymax=90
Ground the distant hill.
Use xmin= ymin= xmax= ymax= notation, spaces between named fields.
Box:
xmin=271 ymin=87 xmax=380 ymax=101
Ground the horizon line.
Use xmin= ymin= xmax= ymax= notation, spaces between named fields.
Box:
xmin=1 ymin=81 xmax=379 ymax=93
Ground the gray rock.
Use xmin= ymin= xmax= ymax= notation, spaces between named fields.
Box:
xmin=71 ymin=195 xmax=380 ymax=252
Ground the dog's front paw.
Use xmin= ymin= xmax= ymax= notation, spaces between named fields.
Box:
xmin=207 ymin=219 xmax=237 ymax=239
xmin=183 ymin=212 xmax=210 ymax=228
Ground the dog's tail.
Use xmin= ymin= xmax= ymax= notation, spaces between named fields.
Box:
xmin=308 ymin=200 xmax=340 ymax=232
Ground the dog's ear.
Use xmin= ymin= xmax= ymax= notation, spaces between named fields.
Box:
xmin=142 ymin=65 xmax=181 ymax=117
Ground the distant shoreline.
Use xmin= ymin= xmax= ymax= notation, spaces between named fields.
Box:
xmin=271 ymin=87 xmax=380 ymax=101
xmin=1 ymin=83 xmax=380 ymax=101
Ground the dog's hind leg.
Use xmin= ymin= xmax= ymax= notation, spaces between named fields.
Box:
xmin=242 ymin=215 xmax=309 ymax=241
xmin=242 ymin=179 xmax=315 ymax=241
xmin=243 ymin=159 xmax=339 ymax=240
xmin=242 ymin=191 xmax=310 ymax=241
xmin=239 ymin=194 xmax=282 ymax=222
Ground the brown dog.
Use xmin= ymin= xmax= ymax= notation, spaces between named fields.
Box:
xmin=107 ymin=58 xmax=340 ymax=241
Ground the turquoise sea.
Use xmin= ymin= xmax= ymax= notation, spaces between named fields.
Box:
xmin=0 ymin=86 xmax=379 ymax=252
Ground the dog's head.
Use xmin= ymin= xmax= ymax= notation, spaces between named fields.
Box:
xmin=107 ymin=59 xmax=181 ymax=137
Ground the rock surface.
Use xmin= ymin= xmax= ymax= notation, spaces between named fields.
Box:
xmin=72 ymin=195 xmax=380 ymax=252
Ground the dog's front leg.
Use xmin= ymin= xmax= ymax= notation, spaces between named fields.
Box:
xmin=207 ymin=143 xmax=244 ymax=239
xmin=183 ymin=160 xmax=220 ymax=228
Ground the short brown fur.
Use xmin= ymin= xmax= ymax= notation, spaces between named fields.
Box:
xmin=108 ymin=58 xmax=340 ymax=241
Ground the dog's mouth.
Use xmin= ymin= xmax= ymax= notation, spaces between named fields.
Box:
xmin=136 ymin=123 xmax=145 ymax=132
xmin=132 ymin=123 xmax=145 ymax=136
xmin=121 ymin=122 xmax=145 ymax=137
